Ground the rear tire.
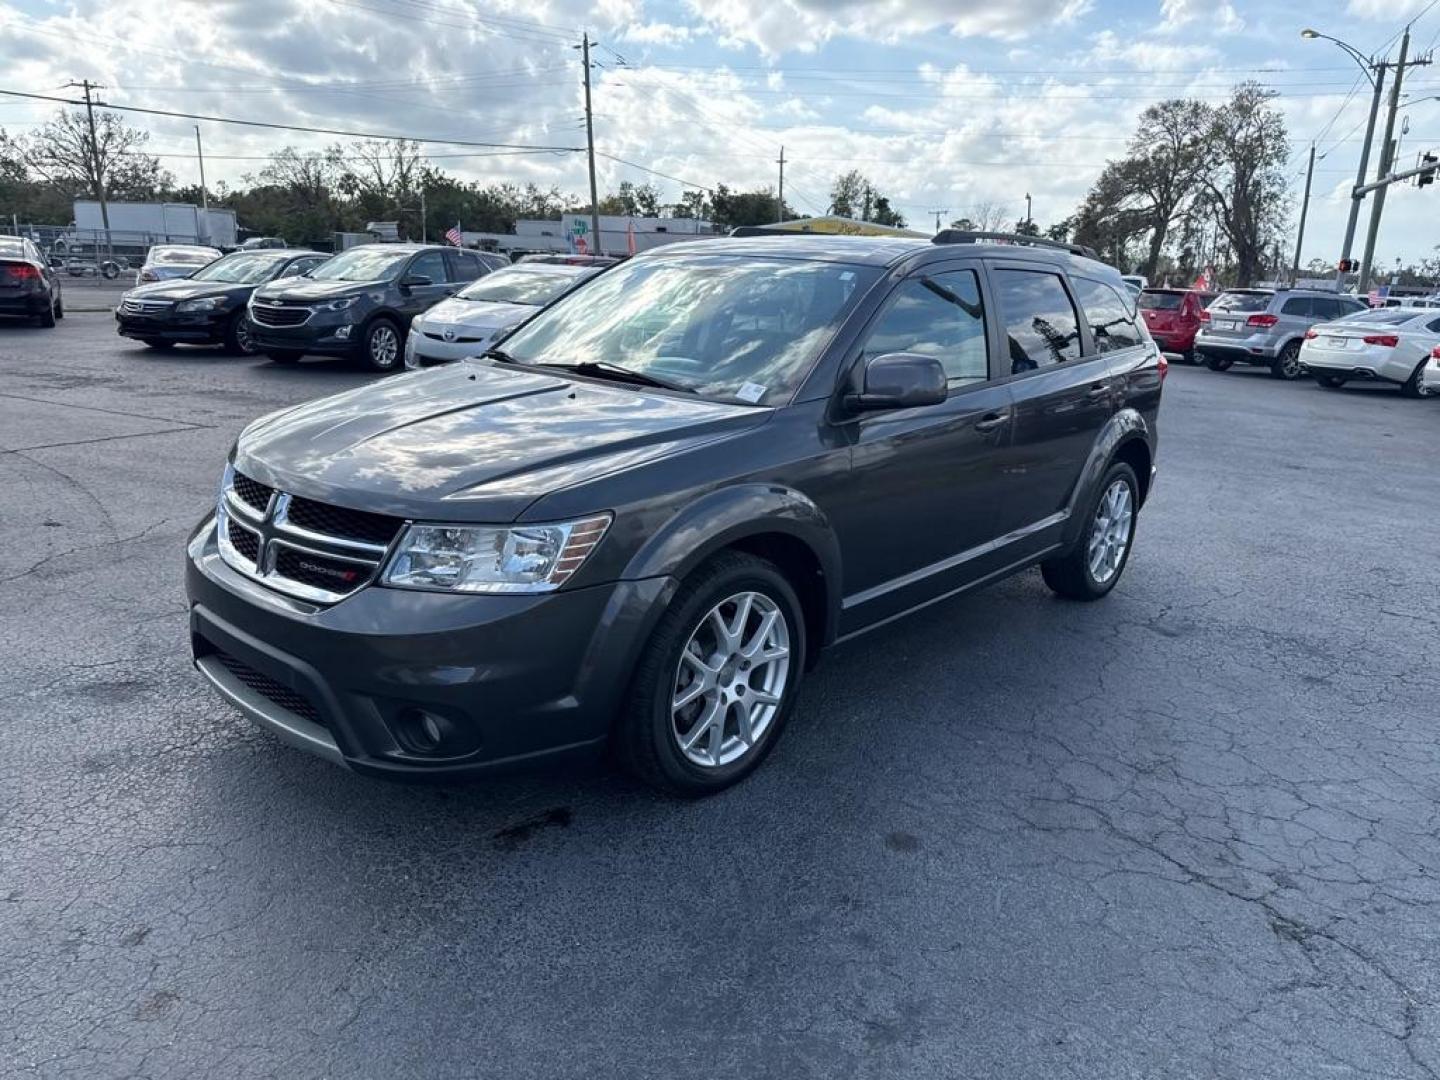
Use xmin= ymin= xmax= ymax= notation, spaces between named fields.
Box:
xmin=1204 ymin=354 xmax=1233 ymax=372
xmin=36 ymin=300 xmax=56 ymax=329
xmin=616 ymin=552 xmax=806 ymax=797
xmin=1270 ymin=341 xmax=1303 ymax=380
xmin=1041 ymin=461 xmax=1139 ymax=602
xmin=1400 ymin=359 xmax=1427 ymax=399
xmin=54 ymin=295 xmax=64 ymax=320
xmin=1314 ymin=373 xmax=1346 ymax=389
xmin=266 ymin=350 xmax=301 ymax=365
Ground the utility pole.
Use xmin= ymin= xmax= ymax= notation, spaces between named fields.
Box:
xmin=65 ymin=79 xmax=109 ymax=235
xmin=1025 ymin=192 xmax=1033 ymax=228
xmin=420 ymin=185 xmax=427 ymax=244
xmin=1337 ymin=62 xmax=1387 ymax=287
xmin=194 ymin=126 xmax=209 ymax=212
xmin=1359 ymin=27 xmax=1428 ymax=291
xmin=579 ymin=33 xmax=602 ymax=256
xmin=775 ymin=145 xmax=785 ymax=223
xmin=929 ymin=209 xmax=948 ymax=233
xmin=1292 ymin=143 xmax=1315 ymax=281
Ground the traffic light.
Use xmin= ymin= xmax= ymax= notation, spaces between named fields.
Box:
xmin=1419 ymin=152 xmax=1438 ymax=188
xmin=1338 ymin=258 xmax=1355 ymax=273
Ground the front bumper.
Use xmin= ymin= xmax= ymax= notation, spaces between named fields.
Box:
xmin=116 ymin=308 xmax=232 ymax=344
xmin=405 ymin=330 xmax=492 ymax=368
xmin=247 ymin=310 xmax=361 ymax=356
xmin=186 ymin=516 xmax=671 ymax=780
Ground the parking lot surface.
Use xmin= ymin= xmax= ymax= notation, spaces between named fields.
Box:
xmin=3 ymin=314 xmax=1439 ymax=1079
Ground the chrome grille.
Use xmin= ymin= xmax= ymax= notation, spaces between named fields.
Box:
xmin=249 ymin=301 xmax=310 ymax=327
xmin=121 ymin=297 xmax=173 ymax=314
xmin=216 ymin=464 xmax=402 ymax=603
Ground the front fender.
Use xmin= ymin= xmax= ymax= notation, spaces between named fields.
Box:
xmin=621 ymin=483 xmax=844 ymax=644
xmin=1059 ymin=408 xmax=1151 ymax=549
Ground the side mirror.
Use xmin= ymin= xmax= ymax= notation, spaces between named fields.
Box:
xmin=846 ymin=352 xmax=947 ymax=412
xmin=401 ymin=274 xmax=433 ymax=290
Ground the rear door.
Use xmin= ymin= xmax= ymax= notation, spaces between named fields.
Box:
xmin=987 ymin=263 xmax=1122 ymax=545
xmin=832 ymin=260 xmax=1017 ymax=629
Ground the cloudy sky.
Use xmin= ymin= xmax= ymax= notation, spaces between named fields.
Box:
xmin=3 ymin=0 xmax=1440 ymax=264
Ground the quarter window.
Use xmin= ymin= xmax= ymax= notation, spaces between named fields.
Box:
xmin=860 ymin=270 xmax=990 ymax=385
xmin=1280 ymin=297 xmax=1314 ymax=317
xmin=1072 ymin=277 xmax=1144 ymax=353
xmin=992 ymin=269 xmax=1082 ymax=372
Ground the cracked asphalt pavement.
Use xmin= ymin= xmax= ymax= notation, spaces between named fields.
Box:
xmin=3 ymin=313 xmax=1439 ymax=1079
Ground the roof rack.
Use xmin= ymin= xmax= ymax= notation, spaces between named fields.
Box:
xmin=932 ymin=230 xmax=1098 ymax=260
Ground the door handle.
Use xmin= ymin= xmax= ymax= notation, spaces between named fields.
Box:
xmin=1085 ymin=382 xmax=1112 ymax=399
xmin=974 ymin=410 xmax=1010 ymax=433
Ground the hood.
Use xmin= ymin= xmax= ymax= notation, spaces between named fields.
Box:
xmin=234 ymin=361 xmax=767 ymax=522
xmin=128 ymin=278 xmax=250 ymax=302
xmin=252 ymin=278 xmax=377 ymax=302
xmin=416 ymin=298 xmax=534 ymax=333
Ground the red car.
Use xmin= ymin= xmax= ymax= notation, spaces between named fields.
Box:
xmin=1138 ymin=288 xmax=1215 ymax=364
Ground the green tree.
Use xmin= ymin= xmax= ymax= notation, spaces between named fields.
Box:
xmin=1200 ymin=83 xmax=1291 ymax=287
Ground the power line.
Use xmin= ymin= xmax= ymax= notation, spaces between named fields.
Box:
xmin=0 ymin=88 xmax=582 ymax=152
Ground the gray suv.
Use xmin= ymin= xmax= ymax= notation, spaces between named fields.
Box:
xmin=1196 ymin=288 xmax=1369 ymax=380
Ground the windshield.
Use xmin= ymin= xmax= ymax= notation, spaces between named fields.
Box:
xmin=1211 ymin=291 xmax=1272 ymax=313
xmin=191 ymin=253 xmax=287 ymax=284
xmin=458 ymin=266 xmax=584 ymax=305
xmin=308 ymin=247 xmax=410 ymax=282
xmin=1338 ymin=308 xmax=1420 ymax=326
xmin=498 ymin=255 xmax=879 ymax=406
xmin=1139 ymin=291 xmax=1184 ymax=311
xmin=150 ymin=247 xmax=216 ymax=266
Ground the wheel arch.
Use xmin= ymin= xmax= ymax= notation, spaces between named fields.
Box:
xmin=1059 ymin=408 xmax=1154 ymax=548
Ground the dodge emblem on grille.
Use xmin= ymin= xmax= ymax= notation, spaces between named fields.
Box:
xmin=297 ymin=559 xmax=360 ymax=583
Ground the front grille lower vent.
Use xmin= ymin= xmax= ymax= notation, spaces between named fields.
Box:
xmin=213 ymin=650 xmax=323 ymax=726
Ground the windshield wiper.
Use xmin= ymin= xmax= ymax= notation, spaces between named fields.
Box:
xmin=539 ymin=360 xmax=694 ymax=393
xmin=480 ymin=347 xmax=517 ymax=363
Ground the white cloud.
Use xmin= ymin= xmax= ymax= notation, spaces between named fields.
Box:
xmin=685 ymin=0 xmax=1093 ymax=58
xmin=620 ymin=21 xmax=697 ymax=46
xmin=1347 ymin=0 xmax=1433 ymax=17
xmin=1159 ymin=0 xmax=1243 ymax=34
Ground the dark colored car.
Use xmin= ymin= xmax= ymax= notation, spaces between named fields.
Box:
xmin=187 ymin=231 xmax=1164 ymax=796
xmin=1137 ymin=287 xmax=1214 ymax=363
xmin=116 ymin=249 xmax=329 ymax=354
xmin=246 ymin=244 xmax=493 ymax=371
xmin=0 ymin=236 xmax=64 ymax=327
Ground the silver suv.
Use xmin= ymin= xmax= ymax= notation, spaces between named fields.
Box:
xmin=1196 ymin=288 xmax=1369 ymax=380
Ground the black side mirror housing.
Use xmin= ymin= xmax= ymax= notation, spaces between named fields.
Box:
xmin=401 ymin=274 xmax=433 ymax=290
xmin=846 ymin=352 xmax=948 ymax=412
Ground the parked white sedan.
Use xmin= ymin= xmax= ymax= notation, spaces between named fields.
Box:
xmin=1422 ymin=345 xmax=1440 ymax=396
xmin=404 ymin=262 xmax=603 ymax=369
xmin=1300 ymin=307 xmax=1440 ymax=397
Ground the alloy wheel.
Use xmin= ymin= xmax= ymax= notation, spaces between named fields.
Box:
xmin=1087 ymin=479 xmax=1133 ymax=585
xmin=370 ymin=324 xmax=399 ymax=368
xmin=235 ymin=319 xmax=255 ymax=354
xmin=1280 ymin=347 xmax=1302 ymax=379
xmin=671 ymin=591 xmax=791 ymax=768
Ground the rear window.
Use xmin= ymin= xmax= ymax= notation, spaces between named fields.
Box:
xmin=1211 ymin=291 xmax=1272 ymax=313
xmin=1340 ymin=308 xmax=1421 ymax=326
xmin=1139 ymin=291 xmax=1184 ymax=311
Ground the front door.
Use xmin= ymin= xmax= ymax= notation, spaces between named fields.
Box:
xmin=398 ymin=250 xmax=455 ymax=324
xmin=830 ymin=263 xmax=1017 ymax=632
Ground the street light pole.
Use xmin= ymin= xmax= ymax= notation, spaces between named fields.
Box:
xmin=1358 ymin=26 xmax=1412 ymax=292
xmin=1339 ymin=63 xmax=1387 ymax=286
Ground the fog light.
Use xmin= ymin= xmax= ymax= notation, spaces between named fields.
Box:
xmin=334 ymin=325 xmax=352 ymax=340
xmin=395 ymin=707 xmax=454 ymax=754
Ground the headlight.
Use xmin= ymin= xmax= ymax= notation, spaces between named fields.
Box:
xmin=176 ymin=297 xmax=223 ymax=313
xmin=382 ymin=515 xmax=611 ymax=593
xmin=318 ymin=295 xmax=360 ymax=312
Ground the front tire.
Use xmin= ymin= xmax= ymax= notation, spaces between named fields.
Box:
xmin=361 ymin=318 xmax=402 ymax=372
xmin=1042 ymin=461 xmax=1139 ymax=601
xmin=1270 ymin=341 xmax=1303 ymax=380
xmin=1204 ymin=354 xmax=1233 ymax=372
xmin=617 ymin=552 xmax=806 ymax=797
xmin=224 ymin=313 xmax=257 ymax=355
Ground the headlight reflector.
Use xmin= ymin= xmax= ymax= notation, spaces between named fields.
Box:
xmin=176 ymin=297 xmax=223 ymax=313
xmin=318 ymin=295 xmax=360 ymax=312
xmin=382 ymin=515 xmax=610 ymax=593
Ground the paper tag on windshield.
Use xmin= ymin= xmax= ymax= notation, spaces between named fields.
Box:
xmin=736 ymin=382 xmax=768 ymax=404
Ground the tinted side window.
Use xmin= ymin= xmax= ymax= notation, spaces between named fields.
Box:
xmin=860 ymin=269 xmax=989 ymax=386
xmin=992 ymin=269 xmax=1082 ymax=372
xmin=408 ymin=251 xmax=449 ymax=284
xmin=449 ymin=251 xmax=483 ymax=282
xmin=1072 ymin=277 xmax=1144 ymax=353
xmin=1280 ymin=297 xmax=1313 ymax=317
xmin=1427 ymin=317 xmax=1440 ymax=333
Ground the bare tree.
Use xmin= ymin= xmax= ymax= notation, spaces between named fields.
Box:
xmin=966 ymin=200 xmax=1011 ymax=233
xmin=1127 ymin=99 xmax=1210 ymax=279
xmin=17 ymin=108 xmax=170 ymax=201
xmin=339 ymin=139 xmax=425 ymax=202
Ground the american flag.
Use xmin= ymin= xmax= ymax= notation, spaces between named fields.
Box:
xmin=444 ymin=223 xmax=463 ymax=247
